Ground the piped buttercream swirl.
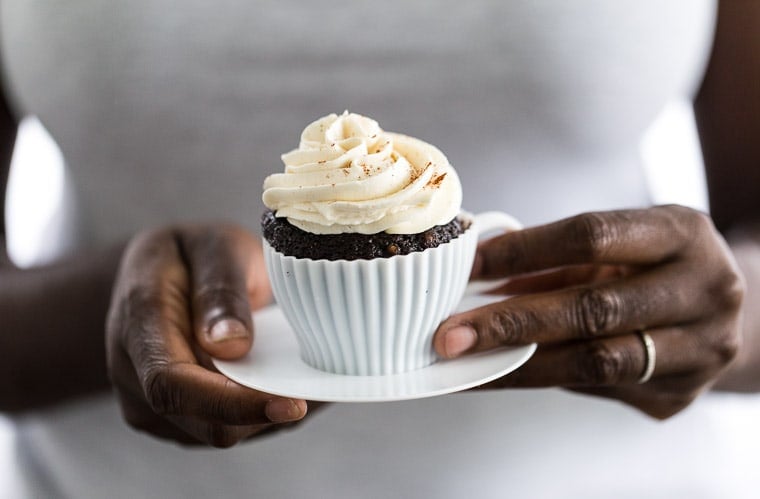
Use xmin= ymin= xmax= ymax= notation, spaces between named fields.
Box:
xmin=262 ymin=112 xmax=461 ymax=234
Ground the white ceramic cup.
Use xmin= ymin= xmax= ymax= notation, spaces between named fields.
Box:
xmin=263 ymin=211 xmax=522 ymax=376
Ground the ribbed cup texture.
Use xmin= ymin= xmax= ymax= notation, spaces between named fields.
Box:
xmin=264 ymin=226 xmax=477 ymax=376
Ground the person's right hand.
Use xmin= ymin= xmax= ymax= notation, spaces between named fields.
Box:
xmin=106 ymin=224 xmax=308 ymax=447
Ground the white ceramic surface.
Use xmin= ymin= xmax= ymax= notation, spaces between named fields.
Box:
xmin=213 ymin=303 xmax=536 ymax=402
xmin=263 ymin=211 xmax=522 ymax=375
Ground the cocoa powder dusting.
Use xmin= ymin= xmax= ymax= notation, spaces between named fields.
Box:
xmin=428 ymin=172 xmax=447 ymax=188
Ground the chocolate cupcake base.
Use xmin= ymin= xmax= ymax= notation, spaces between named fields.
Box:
xmin=261 ymin=209 xmax=468 ymax=261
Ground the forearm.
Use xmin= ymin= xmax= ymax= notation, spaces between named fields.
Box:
xmin=0 ymin=241 xmax=124 ymax=412
xmin=714 ymin=226 xmax=760 ymax=391
xmin=694 ymin=0 xmax=760 ymax=391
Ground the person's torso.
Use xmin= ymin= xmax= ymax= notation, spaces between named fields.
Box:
xmin=2 ymin=0 xmax=714 ymax=251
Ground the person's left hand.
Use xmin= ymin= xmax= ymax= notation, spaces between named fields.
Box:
xmin=433 ymin=205 xmax=745 ymax=419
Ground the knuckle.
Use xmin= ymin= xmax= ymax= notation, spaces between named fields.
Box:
xmin=143 ymin=365 xmax=178 ymax=416
xmin=654 ymin=205 xmax=704 ymax=248
xmin=568 ymin=212 xmax=617 ymax=260
xmin=713 ymin=328 xmax=741 ymax=367
xmin=718 ymin=337 xmax=740 ymax=367
xmin=667 ymin=205 xmax=715 ymax=244
xmin=574 ymin=287 xmax=623 ymax=338
xmin=579 ymin=341 xmax=627 ymax=385
xmin=687 ymin=207 xmax=716 ymax=235
xmin=711 ymin=266 xmax=746 ymax=312
xmin=195 ymin=284 xmax=248 ymax=309
xmin=206 ymin=378 xmax=245 ymax=421
xmin=124 ymin=286 xmax=167 ymax=324
xmin=482 ymin=307 xmax=535 ymax=345
xmin=125 ymin=284 xmax=155 ymax=306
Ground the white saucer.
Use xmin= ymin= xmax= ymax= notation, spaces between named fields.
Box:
xmin=214 ymin=295 xmax=536 ymax=403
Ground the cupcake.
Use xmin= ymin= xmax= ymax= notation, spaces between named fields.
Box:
xmin=261 ymin=112 xmax=515 ymax=375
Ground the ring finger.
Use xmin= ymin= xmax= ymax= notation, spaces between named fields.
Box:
xmin=480 ymin=324 xmax=715 ymax=388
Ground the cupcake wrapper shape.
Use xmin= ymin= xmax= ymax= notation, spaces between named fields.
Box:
xmin=263 ymin=225 xmax=477 ymax=376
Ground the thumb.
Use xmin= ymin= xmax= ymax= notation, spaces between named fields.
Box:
xmin=180 ymin=226 xmax=255 ymax=360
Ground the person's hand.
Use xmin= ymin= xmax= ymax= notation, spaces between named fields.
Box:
xmin=434 ymin=205 xmax=745 ymax=419
xmin=106 ymin=224 xmax=308 ymax=447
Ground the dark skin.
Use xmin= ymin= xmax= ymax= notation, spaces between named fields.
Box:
xmin=0 ymin=69 xmax=119 ymax=409
xmin=1 ymin=1 xmax=759 ymax=446
xmin=106 ymin=224 xmax=307 ymax=446
xmin=433 ymin=206 xmax=744 ymax=419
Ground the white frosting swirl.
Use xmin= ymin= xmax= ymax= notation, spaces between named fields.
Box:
xmin=262 ymin=112 xmax=462 ymax=234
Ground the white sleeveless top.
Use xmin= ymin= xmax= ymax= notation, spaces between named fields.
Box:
xmin=3 ymin=0 xmax=714 ymax=245
xmin=5 ymin=1 xmax=759 ymax=498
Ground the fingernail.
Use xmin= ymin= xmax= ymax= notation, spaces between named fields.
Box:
xmin=207 ymin=318 xmax=249 ymax=343
xmin=443 ymin=326 xmax=477 ymax=358
xmin=266 ymin=399 xmax=303 ymax=423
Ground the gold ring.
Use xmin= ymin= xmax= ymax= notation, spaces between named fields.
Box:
xmin=637 ymin=330 xmax=656 ymax=384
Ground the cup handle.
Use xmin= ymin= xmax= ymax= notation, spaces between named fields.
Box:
xmin=464 ymin=211 xmax=523 ymax=297
xmin=473 ymin=211 xmax=523 ymax=238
